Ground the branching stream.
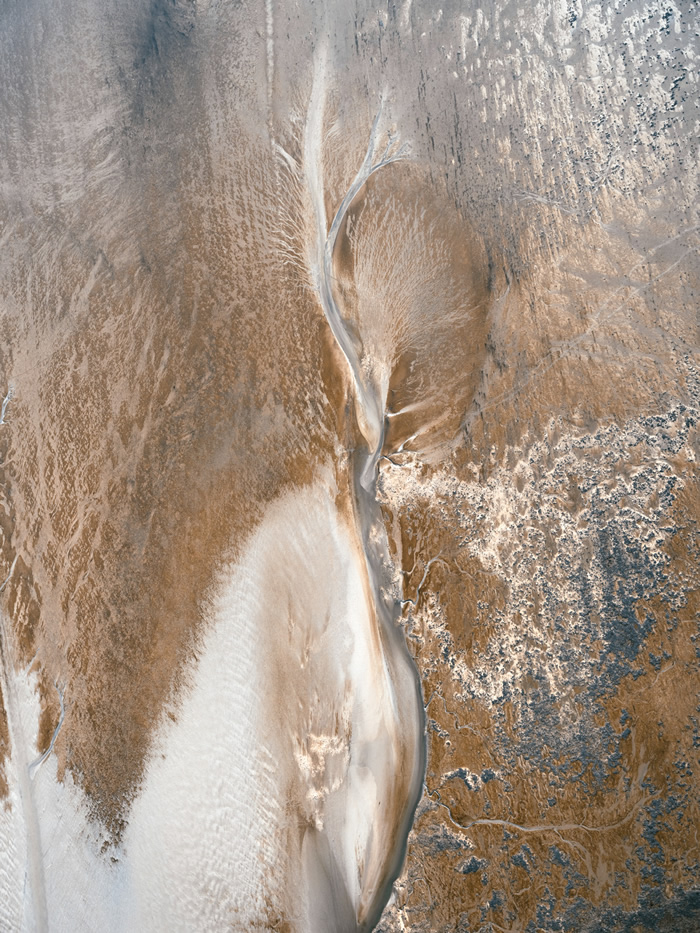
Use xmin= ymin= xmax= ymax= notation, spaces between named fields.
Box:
xmin=303 ymin=44 xmax=426 ymax=931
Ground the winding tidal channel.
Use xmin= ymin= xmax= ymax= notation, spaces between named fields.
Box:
xmin=302 ymin=43 xmax=427 ymax=930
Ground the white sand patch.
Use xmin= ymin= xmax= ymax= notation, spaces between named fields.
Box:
xmin=0 ymin=473 xmax=420 ymax=931
xmin=124 ymin=473 xmax=419 ymax=931
xmin=0 ymin=653 xmax=123 ymax=933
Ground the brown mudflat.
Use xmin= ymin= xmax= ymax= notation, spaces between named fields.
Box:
xmin=0 ymin=1 xmax=698 ymax=930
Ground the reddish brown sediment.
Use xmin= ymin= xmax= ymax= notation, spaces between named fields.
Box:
xmin=376 ymin=332 xmax=700 ymax=929
xmin=333 ymin=162 xmax=492 ymax=463
xmin=0 ymin=1 xmax=698 ymax=927
xmin=0 ymin=127 xmax=343 ymax=833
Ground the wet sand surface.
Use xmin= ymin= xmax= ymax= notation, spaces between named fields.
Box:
xmin=1 ymin=0 xmax=699 ymax=930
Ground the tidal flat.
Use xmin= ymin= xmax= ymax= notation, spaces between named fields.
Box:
xmin=0 ymin=0 xmax=698 ymax=930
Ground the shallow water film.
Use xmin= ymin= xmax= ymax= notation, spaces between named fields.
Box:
xmin=0 ymin=1 xmax=698 ymax=931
